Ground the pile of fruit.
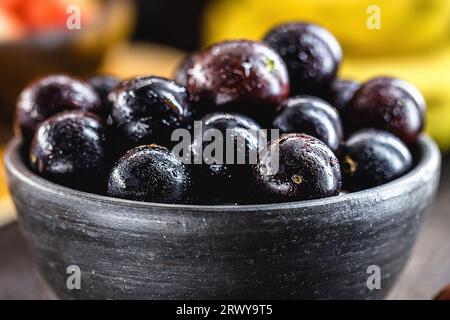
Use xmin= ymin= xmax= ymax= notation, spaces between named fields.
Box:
xmin=202 ymin=0 xmax=450 ymax=151
xmin=0 ymin=0 xmax=98 ymax=41
xmin=15 ymin=22 xmax=426 ymax=205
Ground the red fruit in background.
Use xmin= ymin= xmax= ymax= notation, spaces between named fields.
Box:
xmin=21 ymin=0 xmax=69 ymax=32
xmin=17 ymin=0 xmax=98 ymax=34
xmin=2 ymin=0 xmax=22 ymax=12
xmin=0 ymin=6 xmax=25 ymax=41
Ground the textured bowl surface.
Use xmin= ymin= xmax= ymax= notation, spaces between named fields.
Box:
xmin=4 ymin=136 xmax=441 ymax=300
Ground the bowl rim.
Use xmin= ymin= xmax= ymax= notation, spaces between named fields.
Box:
xmin=4 ymin=135 xmax=441 ymax=212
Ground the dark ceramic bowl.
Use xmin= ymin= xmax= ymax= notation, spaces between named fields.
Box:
xmin=4 ymin=136 xmax=441 ymax=300
xmin=0 ymin=0 xmax=135 ymax=119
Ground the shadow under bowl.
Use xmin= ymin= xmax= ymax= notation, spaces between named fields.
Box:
xmin=4 ymin=135 xmax=441 ymax=300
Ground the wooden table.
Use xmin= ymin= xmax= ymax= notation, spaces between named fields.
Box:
xmin=1 ymin=44 xmax=449 ymax=300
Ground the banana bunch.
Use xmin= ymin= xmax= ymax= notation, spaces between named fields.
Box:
xmin=203 ymin=0 xmax=450 ymax=55
xmin=203 ymin=0 xmax=450 ymax=150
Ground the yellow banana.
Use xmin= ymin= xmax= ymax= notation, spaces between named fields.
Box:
xmin=203 ymin=0 xmax=450 ymax=55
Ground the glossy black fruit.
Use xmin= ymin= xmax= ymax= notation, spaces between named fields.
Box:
xmin=182 ymin=40 xmax=290 ymax=123
xmin=264 ymin=22 xmax=342 ymax=96
xmin=272 ymin=96 xmax=343 ymax=153
xmin=107 ymin=145 xmax=190 ymax=204
xmin=109 ymin=76 xmax=192 ymax=153
xmin=16 ymin=75 xmax=101 ymax=142
xmin=325 ymin=79 xmax=360 ymax=113
xmin=88 ymin=75 xmax=121 ymax=118
xmin=254 ymin=133 xmax=341 ymax=202
xmin=29 ymin=111 xmax=107 ymax=192
xmin=340 ymin=129 xmax=413 ymax=191
xmin=347 ymin=77 xmax=426 ymax=144
xmin=189 ymin=113 xmax=262 ymax=204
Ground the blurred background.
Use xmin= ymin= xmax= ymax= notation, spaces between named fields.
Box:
xmin=1 ymin=0 xmax=450 ymax=299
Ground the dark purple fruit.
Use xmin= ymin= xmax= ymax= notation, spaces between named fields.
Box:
xmin=254 ymin=133 xmax=341 ymax=202
xmin=88 ymin=75 xmax=121 ymax=118
xmin=29 ymin=111 xmax=107 ymax=192
xmin=182 ymin=40 xmax=290 ymax=123
xmin=16 ymin=75 xmax=101 ymax=142
xmin=347 ymin=77 xmax=426 ymax=144
xmin=264 ymin=22 xmax=342 ymax=96
xmin=109 ymin=76 xmax=192 ymax=153
xmin=325 ymin=79 xmax=360 ymax=113
xmin=340 ymin=129 xmax=413 ymax=191
xmin=107 ymin=145 xmax=190 ymax=204
xmin=174 ymin=53 xmax=197 ymax=88
xmin=190 ymin=113 xmax=262 ymax=204
xmin=272 ymin=96 xmax=343 ymax=153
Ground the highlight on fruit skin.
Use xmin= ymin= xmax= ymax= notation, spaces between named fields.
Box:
xmin=272 ymin=95 xmax=343 ymax=153
xmin=340 ymin=129 xmax=413 ymax=192
xmin=253 ymin=133 xmax=342 ymax=203
xmin=108 ymin=76 xmax=192 ymax=153
xmin=177 ymin=40 xmax=290 ymax=123
xmin=263 ymin=22 xmax=342 ymax=96
xmin=29 ymin=110 xmax=108 ymax=192
xmin=107 ymin=144 xmax=191 ymax=204
xmin=347 ymin=77 xmax=426 ymax=145
xmin=15 ymin=74 xmax=102 ymax=143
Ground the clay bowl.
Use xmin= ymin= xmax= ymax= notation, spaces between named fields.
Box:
xmin=4 ymin=135 xmax=441 ymax=300
xmin=0 ymin=0 xmax=135 ymax=119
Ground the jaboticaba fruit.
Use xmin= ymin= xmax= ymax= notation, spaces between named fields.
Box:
xmin=107 ymin=145 xmax=191 ymax=204
xmin=16 ymin=75 xmax=101 ymax=142
xmin=108 ymin=76 xmax=192 ymax=154
xmin=273 ymin=96 xmax=343 ymax=153
xmin=189 ymin=112 xmax=262 ymax=204
xmin=340 ymin=129 xmax=413 ymax=191
xmin=29 ymin=110 xmax=108 ymax=192
xmin=264 ymin=22 xmax=342 ymax=96
xmin=253 ymin=133 xmax=341 ymax=203
xmin=347 ymin=77 xmax=426 ymax=145
xmin=180 ymin=40 xmax=290 ymax=124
